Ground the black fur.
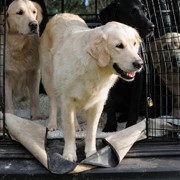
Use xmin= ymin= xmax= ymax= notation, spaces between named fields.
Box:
xmin=99 ymin=0 xmax=154 ymax=38
xmin=99 ymin=0 xmax=154 ymax=132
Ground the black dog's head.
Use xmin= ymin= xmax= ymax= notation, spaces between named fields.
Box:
xmin=99 ymin=0 xmax=154 ymax=38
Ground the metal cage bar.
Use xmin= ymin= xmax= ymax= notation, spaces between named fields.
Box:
xmin=1 ymin=0 xmax=180 ymax=142
xmin=144 ymin=0 xmax=180 ymax=139
xmin=0 ymin=0 xmax=6 ymax=140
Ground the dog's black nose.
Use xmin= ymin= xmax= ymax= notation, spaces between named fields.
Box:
xmin=29 ymin=21 xmax=38 ymax=31
xmin=147 ymin=23 xmax=155 ymax=33
xmin=133 ymin=60 xmax=143 ymax=69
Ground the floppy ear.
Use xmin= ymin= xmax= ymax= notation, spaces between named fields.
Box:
xmin=87 ymin=32 xmax=110 ymax=67
xmin=33 ymin=2 xmax=43 ymax=24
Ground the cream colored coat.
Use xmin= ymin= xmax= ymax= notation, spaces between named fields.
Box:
xmin=39 ymin=13 xmax=142 ymax=162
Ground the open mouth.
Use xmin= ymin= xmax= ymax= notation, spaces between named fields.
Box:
xmin=113 ymin=63 xmax=136 ymax=80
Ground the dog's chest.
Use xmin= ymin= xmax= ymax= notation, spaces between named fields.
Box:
xmin=65 ymin=73 xmax=118 ymax=109
xmin=6 ymin=36 xmax=39 ymax=72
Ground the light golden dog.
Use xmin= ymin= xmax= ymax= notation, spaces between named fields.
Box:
xmin=151 ymin=32 xmax=180 ymax=118
xmin=4 ymin=0 xmax=44 ymax=119
xmin=39 ymin=13 xmax=143 ymax=161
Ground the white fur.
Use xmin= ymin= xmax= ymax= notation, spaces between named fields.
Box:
xmin=151 ymin=32 xmax=180 ymax=118
xmin=39 ymin=13 xmax=142 ymax=161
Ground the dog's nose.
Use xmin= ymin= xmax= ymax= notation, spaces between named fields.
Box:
xmin=29 ymin=21 xmax=38 ymax=31
xmin=133 ymin=60 xmax=143 ymax=70
xmin=147 ymin=23 xmax=155 ymax=33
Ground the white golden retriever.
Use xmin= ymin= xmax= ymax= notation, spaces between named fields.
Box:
xmin=151 ymin=32 xmax=180 ymax=118
xmin=39 ymin=13 xmax=143 ymax=161
xmin=4 ymin=0 xmax=44 ymax=119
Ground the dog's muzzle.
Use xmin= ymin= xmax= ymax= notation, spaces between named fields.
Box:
xmin=29 ymin=21 xmax=38 ymax=34
xmin=113 ymin=61 xmax=143 ymax=80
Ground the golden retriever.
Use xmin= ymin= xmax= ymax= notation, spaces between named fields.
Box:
xmin=39 ymin=13 xmax=143 ymax=161
xmin=4 ymin=0 xmax=44 ymax=119
xmin=151 ymin=32 xmax=180 ymax=118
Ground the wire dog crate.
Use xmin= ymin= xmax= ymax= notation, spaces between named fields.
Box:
xmin=144 ymin=0 xmax=180 ymax=139
xmin=1 ymin=1 xmax=180 ymax=178
xmin=1 ymin=0 xmax=180 ymax=143
xmin=0 ymin=0 xmax=6 ymax=140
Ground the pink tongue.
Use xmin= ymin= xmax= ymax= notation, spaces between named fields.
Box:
xmin=126 ymin=71 xmax=136 ymax=78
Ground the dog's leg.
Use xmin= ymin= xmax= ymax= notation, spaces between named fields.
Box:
xmin=41 ymin=60 xmax=58 ymax=130
xmin=27 ymin=69 xmax=45 ymax=120
xmin=75 ymin=117 xmax=82 ymax=131
xmin=62 ymin=98 xmax=77 ymax=162
xmin=5 ymin=76 xmax=14 ymax=113
xmin=103 ymin=98 xmax=117 ymax=132
xmin=85 ymin=101 xmax=105 ymax=158
xmin=47 ymin=96 xmax=58 ymax=131
xmin=126 ymin=73 xmax=143 ymax=128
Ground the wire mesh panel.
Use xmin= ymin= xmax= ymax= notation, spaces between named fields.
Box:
xmin=1 ymin=0 xmax=180 ymax=142
xmin=45 ymin=0 xmax=111 ymax=27
xmin=0 ymin=0 xmax=6 ymax=139
xmin=45 ymin=0 xmax=111 ymax=20
xmin=143 ymin=0 xmax=180 ymax=139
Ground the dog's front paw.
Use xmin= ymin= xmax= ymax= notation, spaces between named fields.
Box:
xmin=75 ymin=123 xmax=82 ymax=132
xmin=63 ymin=151 xmax=77 ymax=162
xmin=47 ymin=123 xmax=57 ymax=131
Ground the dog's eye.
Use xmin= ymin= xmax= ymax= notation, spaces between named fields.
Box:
xmin=116 ymin=43 xmax=124 ymax=49
xmin=32 ymin=10 xmax=36 ymax=14
xmin=130 ymin=8 xmax=138 ymax=15
xmin=134 ymin=42 xmax=136 ymax=46
xmin=16 ymin=10 xmax=24 ymax=15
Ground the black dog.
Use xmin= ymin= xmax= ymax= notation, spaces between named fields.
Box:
xmin=99 ymin=0 xmax=154 ymax=38
xmin=99 ymin=0 xmax=154 ymax=132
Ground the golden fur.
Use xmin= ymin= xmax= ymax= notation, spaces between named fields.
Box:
xmin=39 ymin=13 xmax=143 ymax=161
xmin=4 ymin=0 xmax=44 ymax=119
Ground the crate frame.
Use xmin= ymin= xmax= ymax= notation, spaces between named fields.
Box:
xmin=0 ymin=0 xmax=6 ymax=140
xmin=1 ymin=0 xmax=180 ymax=142
xmin=144 ymin=0 xmax=180 ymax=140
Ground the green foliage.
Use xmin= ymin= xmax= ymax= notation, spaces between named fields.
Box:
xmin=45 ymin=0 xmax=111 ymax=20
